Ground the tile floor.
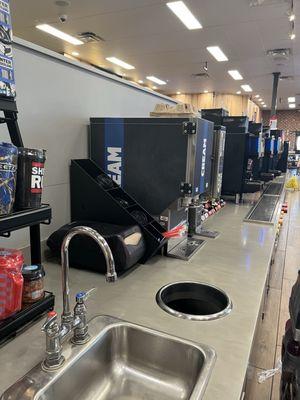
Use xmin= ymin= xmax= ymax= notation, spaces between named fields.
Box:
xmin=245 ymin=188 xmax=300 ymax=399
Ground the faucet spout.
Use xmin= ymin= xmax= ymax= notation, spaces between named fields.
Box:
xmin=61 ymin=226 xmax=117 ymax=326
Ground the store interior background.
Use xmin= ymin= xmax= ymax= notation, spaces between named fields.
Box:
xmin=5 ymin=0 xmax=300 ymax=255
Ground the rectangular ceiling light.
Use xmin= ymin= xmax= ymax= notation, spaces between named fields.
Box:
xmin=228 ymin=70 xmax=243 ymax=80
xmin=146 ymin=76 xmax=167 ymax=85
xmin=289 ymin=103 xmax=296 ymax=108
xmin=207 ymin=46 xmax=228 ymax=62
xmin=36 ymin=24 xmax=83 ymax=45
xmin=167 ymin=1 xmax=202 ymax=30
xmin=288 ymin=96 xmax=296 ymax=103
xmin=106 ymin=57 xmax=135 ymax=70
xmin=241 ymin=84 xmax=253 ymax=92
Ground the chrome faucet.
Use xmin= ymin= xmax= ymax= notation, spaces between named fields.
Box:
xmin=42 ymin=226 xmax=117 ymax=370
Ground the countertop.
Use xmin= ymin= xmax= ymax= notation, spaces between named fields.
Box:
xmin=0 ymin=200 xmax=277 ymax=400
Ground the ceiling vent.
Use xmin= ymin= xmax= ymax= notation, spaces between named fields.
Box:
xmin=192 ymin=72 xmax=210 ymax=78
xmin=77 ymin=32 xmax=105 ymax=43
xmin=249 ymin=0 xmax=288 ymax=6
xmin=267 ymin=48 xmax=291 ymax=61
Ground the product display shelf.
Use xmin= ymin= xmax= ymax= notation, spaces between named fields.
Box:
xmin=0 ymin=204 xmax=51 ymax=236
xmin=0 ymin=96 xmax=52 ymax=264
xmin=0 ymin=291 xmax=55 ymax=345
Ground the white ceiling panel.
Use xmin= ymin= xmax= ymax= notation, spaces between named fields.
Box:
xmin=10 ymin=0 xmax=300 ymax=109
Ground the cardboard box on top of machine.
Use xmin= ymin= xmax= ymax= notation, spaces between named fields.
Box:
xmin=150 ymin=103 xmax=200 ymax=117
xmin=0 ymin=0 xmax=15 ymax=97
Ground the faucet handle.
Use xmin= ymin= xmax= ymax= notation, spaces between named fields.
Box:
xmin=75 ymin=288 xmax=96 ymax=304
xmin=41 ymin=311 xmax=58 ymax=332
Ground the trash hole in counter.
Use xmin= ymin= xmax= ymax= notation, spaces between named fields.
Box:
xmin=156 ymin=281 xmax=233 ymax=321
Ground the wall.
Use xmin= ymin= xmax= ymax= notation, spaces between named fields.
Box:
xmin=0 ymin=39 xmax=176 ymax=250
xmin=262 ymin=110 xmax=300 ymax=150
xmin=171 ymin=93 xmax=261 ymax=122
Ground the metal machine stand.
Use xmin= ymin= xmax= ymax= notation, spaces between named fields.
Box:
xmin=188 ymin=203 xmax=220 ymax=239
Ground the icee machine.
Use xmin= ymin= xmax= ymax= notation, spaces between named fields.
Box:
xmin=89 ymin=117 xmax=214 ymax=260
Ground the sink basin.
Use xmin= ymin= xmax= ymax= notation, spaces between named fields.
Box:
xmin=1 ymin=315 xmax=215 ymax=400
xmin=156 ymin=281 xmax=233 ymax=321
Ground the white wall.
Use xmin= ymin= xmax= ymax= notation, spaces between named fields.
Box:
xmin=0 ymin=39 xmax=176 ymax=250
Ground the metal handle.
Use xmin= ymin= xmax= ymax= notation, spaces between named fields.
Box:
xmin=75 ymin=288 xmax=96 ymax=303
xmin=41 ymin=311 xmax=58 ymax=332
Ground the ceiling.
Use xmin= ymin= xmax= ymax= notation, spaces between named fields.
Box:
xmin=10 ymin=0 xmax=300 ymax=109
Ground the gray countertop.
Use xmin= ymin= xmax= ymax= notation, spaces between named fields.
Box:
xmin=0 ymin=200 xmax=277 ymax=400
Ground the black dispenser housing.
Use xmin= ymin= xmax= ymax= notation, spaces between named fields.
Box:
xmin=70 ymin=159 xmax=166 ymax=263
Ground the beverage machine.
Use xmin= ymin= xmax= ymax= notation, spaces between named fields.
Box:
xmin=261 ymin=127 xmax=283 ymax=179
xmin=89 ymin=117 xmax=215 ymax=260
xmin=201 ymin=110 xmax=264 ymax=202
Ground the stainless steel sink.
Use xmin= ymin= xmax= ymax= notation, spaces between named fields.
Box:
xmin=1 ymin=315 xmax=215 ymax=400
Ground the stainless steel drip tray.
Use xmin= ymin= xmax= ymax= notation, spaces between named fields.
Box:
xmin=1 ymin=315 xmax=216 ymax=400
xmin=245 ymin=194 xmax=279 ymax=224
xmin=244 ymin=178 xmax=285 ymax=225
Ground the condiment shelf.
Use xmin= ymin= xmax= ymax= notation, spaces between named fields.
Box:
xmin=0 ymin=204 xmax=52 ymax=237
xmin=0 ymin=291 xmax=55 ymax=345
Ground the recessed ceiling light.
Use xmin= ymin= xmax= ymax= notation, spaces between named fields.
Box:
xmin=204 ymin=90 xmax=209 ymax=93
xmin=207 ymin=46 xmax=228 ymax=62
xmin=288 ymin=96 xmax=296 ymax=103
xmin=290 ymin=32 xmax=296 ymax=40
xmin=176 ymin=91 xmax=181 ymax=94
xmin=71 ymin=51 xmax=79 ymax=57
xmin=263 ymin=105 xmax=267 ymax=108
xmin=236 ymin=90 xmax=241 ymax=94
xmin=138 ymin=80 xmax=144 ymax=84
xmin=259 ymin=99 xmax=264 ymax=103
xmin=166 ymin=1 xmax=202 ymax=30
xmin=36 ymin=24 xmax=84 ymax=45
xmin=106 ymin=57 xmax=135 ymax=70
xmin=152 ymin=86 xmax=158 ymax=90
xmin=228 ymin=70 xmax=243 ymax=80
xmin=289 ymin=103 xmax=296 ymax=108
xmin=241 ymin=84 xmax=252 ymax=92
xmin=255 ymin=94 xmax=260 ymax=98
xmin=146 ymin=76 xmax=167 ymax=85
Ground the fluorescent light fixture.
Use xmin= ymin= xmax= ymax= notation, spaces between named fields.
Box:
xmin=71 ymin=51 xmax=79 ymax=57
xmin=228 ymin=70 xmax=243 ymax=80
xmin=138 ymin=80 xmax=144 ymax=84
xmin=288 ymin=96 xmax=296 ymax=103
xmin=36 ymin=24 xmax=83 ymax=45
xmin=241 ymin=84 xmax=252 ymax=92
xmin=106 ymin=57 xmax=135 ymax=70
xmin=255 ymin=94 xmax=260 ymax=98
xmin=207 ymin=46 xmax=228 ymax=62
xmin=236 ymin=90 xmax=241 ymax=94
xmin=176 ymin=91 xmax=181 ymax=94
xmin=204 ymin=90 xmax=208 ymax=93
xmin=166 ymin=1 xmax=202 ymax=30
xmin=289 ymin=103 xmax=296 ymax=108
xmin=146 ymin=76 xmax=167 ymax=85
